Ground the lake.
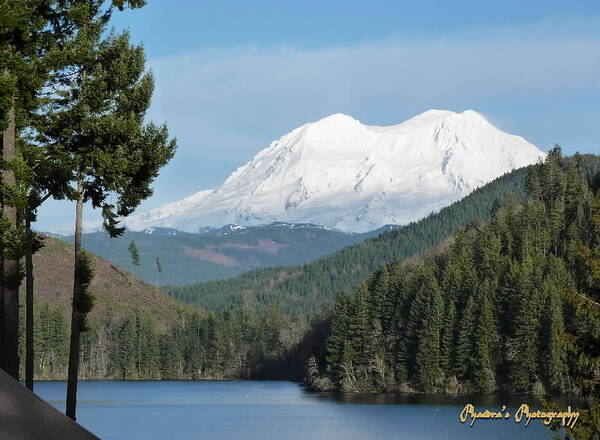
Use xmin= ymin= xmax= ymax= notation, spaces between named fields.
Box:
xmin=34 ymin=380 xmax=561 ymax=440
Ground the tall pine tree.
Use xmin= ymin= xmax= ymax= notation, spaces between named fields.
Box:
xmin=37 ymin=1 xmax=175 ymax=419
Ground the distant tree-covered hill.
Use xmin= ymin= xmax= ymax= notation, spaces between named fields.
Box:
xmin=58 ymin=223 xmax=386 ymax=286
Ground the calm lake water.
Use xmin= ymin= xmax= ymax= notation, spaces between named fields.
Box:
xmin=34 ymin=380 xmax=562 ymax=440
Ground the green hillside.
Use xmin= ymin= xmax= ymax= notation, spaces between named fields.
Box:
xmin=24 ymin=237 xmax=305 ymax=381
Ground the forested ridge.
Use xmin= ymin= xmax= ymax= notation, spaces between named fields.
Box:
xmin=306 ymin=148 xmax=599 ymax=437
xmin=60 ymin=222 xmax=375 ymax=286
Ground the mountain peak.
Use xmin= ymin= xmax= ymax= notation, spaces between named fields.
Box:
xmin=399 ymin=109 xmax=489 ymax=126
xmin=122 ymin=110 xmax=545 ymax=233
xmin=416 ymin=109 xmax=457 ymax=118
xmin=305 ymin=109 xmax=489 ymax=135
xmin=461 ymin=109 xmax=485 ymax=118
xmin=314 ymin=113 xmax=357 ymax=123
xmin=451 ymin=109 xmax=490 ymax=125
xmin=305 ymin=113 xmax=361 ymax=135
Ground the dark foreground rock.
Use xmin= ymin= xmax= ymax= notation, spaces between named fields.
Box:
xmin=0 ymin=369 xmax=99 ymax=439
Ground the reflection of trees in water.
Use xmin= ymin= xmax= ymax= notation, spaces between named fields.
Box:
xmin=318 ymin=391 xmax=573 ymax=408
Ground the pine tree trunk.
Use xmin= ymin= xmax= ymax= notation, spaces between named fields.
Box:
xmin=25 ymin=216 xmax=34 ymax=390
xmin=66 ymin=179 xmax=83 ymax=420
xmin=2 ymin=83 xmax=19 ymax=380
xmin=0 ymin=243 xmax=3 ymax=371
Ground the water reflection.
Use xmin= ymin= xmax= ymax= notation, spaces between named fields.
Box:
xmin=312 ymin=390 xmax=577 ymax=407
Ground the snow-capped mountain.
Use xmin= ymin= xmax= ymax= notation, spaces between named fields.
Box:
xmin=124 ymin=109 xmax=545 ymax=233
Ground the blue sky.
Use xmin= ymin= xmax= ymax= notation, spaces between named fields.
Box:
xmin=37 ymin=0 xmax=600 ymax=231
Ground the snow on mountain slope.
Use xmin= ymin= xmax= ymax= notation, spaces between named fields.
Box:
xmin=124 ymin=109 xmax=545 ymax=233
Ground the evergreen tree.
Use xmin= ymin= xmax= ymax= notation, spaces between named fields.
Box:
xmin=0 ymin=0 xmax=93 ymax=386
xmin=0 ymin=0 xmax=52 ymax=381
xmin=541 ymin=257 xmax=570 ymax=392
xmin=325 ymin=292 xmax=351 ymax=382
xmin=509 ymin=254 xmax=541 ymax=392
xmin=540 ymin=146 xmax=566 ymax=256
xmin=454 ymin=293 xmax=476 ymax=379
xmin=472 ymin=282 xmax=497 ymax=393
xmin=415 ymin=283 xmax=444 ymax=391
xmin=441 ymin=229 xmax=477 ymax=307
xmin=35 ymin=0 xmax=175 ymax=419
xmin=439 ymin=299 xmax=455 ymax=376
xmin=368 ymin=264 xmax=390 ymax=323
xmin=348 ymin=284 xmax=370 ymax=374
xmin=155 ymin=256 xmax=162 ymax=291
xmin=128 ymin=240 xmax=140 ymax=266
xmin=266 ymin=302 xmax=283 ymax=353
xmin=405 ymin=260 xmax=439 ymax=370
xmin=388 ymin=263 xmax=410 ymax=382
